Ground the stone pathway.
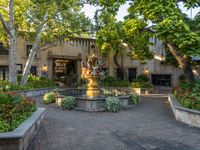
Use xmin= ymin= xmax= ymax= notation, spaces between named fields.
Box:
xmin=28 ymin=96 xmax=200 ymax=150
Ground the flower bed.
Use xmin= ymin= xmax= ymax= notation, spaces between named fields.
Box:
xmin=0 ymin=92 xmax=37 ymax=132
xmin=174 ymin=80 xmax=200 ymax=111
xmin=0 ymin=107 xmax=45 ymax=150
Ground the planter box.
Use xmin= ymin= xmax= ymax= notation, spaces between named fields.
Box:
xmin=168 ymin=95 xmax=200 ymax=128
xmin=131 ymin=88 xmax=152 ymax=95
xmin=15 ymin=87 xmax=55 ymax=97
xmin=0 ymin=107 xmax=46 ymax=150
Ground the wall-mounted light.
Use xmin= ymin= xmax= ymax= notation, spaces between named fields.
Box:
xmin=42 ymin=64 xmax=48 ymax=72
xmin=144 ymin=68 xmax=149 ymax=75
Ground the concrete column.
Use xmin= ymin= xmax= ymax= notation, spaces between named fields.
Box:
xmin=48 ymin=58 xmax=53 ymax=79
xmin=77 ymin=60 xmax=81 ymax=85
xmin=108 ymin=52 xmax=114 ymax=76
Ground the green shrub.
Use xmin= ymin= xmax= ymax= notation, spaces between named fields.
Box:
xmin=101 ymin=76 xmax=129 ymax=87
xmin=174 ymin=80 xmax=200 ymax=111
xmin=0 ymin=93 xmax=36 ymax=132
xmin=179 ymin=74 xmax=186 ymax=82
xmin=102 ymin=76 xmax=117 ymax=83
xmin=130 ymin=81 xmax=153 ymax=88
xmin=129 ymin=94 xmax=140 ymax=104
xmin=0 ymin=119 xmax=10 ymax=132
xmin=61 ymin=96 xmax=76 ymax=110
xmin=42 ymin=92 xmax=56 ymax=104
xmin=104 ymin=96 xmax=120 ymax=112
xmin=136 ymin=74 xmax=149 ymax=82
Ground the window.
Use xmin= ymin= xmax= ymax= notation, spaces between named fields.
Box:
xmin=17 ymin=64 xmax=22 ymax=74
xmin=30 ymin=66 xmax=37 ymax=76
xmin=116 ymin=68 xmax=124 ymax=80
xmin=0 ymin=66 xmax=8 ymax=80
xmin=26 ymin=44 xmax=37 ymax=57
xmin=151 ymin=74 xmax=171 ymax=86
xmin=128 ymin=68 xmax=137 ymax=82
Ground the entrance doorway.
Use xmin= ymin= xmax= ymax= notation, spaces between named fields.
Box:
xmin=53 ymin=59 xmax=77 ymax=86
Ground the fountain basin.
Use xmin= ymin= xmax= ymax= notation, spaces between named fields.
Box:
xmin=75 ymin=95 xmax=130 ymax=112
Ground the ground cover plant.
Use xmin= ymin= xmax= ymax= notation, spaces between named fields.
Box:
xmin=0 ymin=92 xmax=37 ymax=132
xmin=0 ymin=75 xmax=56 ymax=92
xmin=174 ymin=75 xmax=200 ymax=111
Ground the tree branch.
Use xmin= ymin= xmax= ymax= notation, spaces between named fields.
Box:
xmin=0 ymin=13 xmax=12 ymax=36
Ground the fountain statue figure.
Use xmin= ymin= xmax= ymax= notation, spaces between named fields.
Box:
xmin=81 ymin=47 xmax=104 ymax=98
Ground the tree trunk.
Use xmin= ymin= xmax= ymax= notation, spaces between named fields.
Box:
xmin=182 ymin=57 xmax=195 ymax=83
xmin=8 ymin=0 xmax=17 ymax=83
xmin=167 ymin=43 xmax=195 ymax=83
xmin=113 ymin=51 xmax=127 ymax=80
xmin=20 ymin=12 xmax=48 ymax=85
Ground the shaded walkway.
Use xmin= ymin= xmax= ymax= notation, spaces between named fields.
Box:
xmin=28 ymin=96 xmax=200 ymax=150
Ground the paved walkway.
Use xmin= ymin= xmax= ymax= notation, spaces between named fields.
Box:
xmin=28 ymin=96 xmax=200 ymax=150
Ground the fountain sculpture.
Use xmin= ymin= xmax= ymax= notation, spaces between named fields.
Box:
xmin=74 ymin=46 xmax=129 ymax=112
xmin=81 ymin=48 xmax=104 ymax=98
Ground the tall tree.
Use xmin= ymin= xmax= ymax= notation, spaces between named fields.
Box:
xmin=125 ymin=0 xmax=200 ymax=83
xmin=0 ymin=0 xmax=19 ymax=83
xmin=95 ymin=1 xmax=153 ymax=79
xmin=0 ymin=0 xmax=92 ymax=84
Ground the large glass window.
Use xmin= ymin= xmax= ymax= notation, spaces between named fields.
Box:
xmin=151 ymin=74 xmax=171 ymax=86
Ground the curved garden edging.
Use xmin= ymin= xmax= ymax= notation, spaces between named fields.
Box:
xmin=168 ymin=95 xmax=200 ymax=128
xmin=15 ymin=87 xmax=55 ymax=97
xmin=0 ymin=107 xmax=46 ymax=150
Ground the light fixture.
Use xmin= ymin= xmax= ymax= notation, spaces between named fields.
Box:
xmin=144 ymin=68 xmax=149 ymax=75
xmin=42 ymin=64 xmax=48 ymax=72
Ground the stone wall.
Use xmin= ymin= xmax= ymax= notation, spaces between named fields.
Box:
xmin=0 ymin=108 xmax=46 ymax=150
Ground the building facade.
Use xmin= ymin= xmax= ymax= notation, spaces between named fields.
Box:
xmin=0 ymin=37 xmax=200 ymax=87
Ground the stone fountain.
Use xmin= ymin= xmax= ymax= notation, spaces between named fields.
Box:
xmin=74 ymin=47 xmax=130 ymax=112
xmin=81 ymin=50 xmax=104 ymax=98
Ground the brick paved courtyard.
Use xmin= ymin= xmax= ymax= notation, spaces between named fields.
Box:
xmin=28 ymin=96 xmax=200 ymax=150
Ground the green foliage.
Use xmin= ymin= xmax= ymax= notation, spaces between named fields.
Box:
xmin=104 ymin=96 xmax=120 ymax=112
xmin=0 ymin=75 xmax=56 ymax=92
xmin=101 ymin=76 xmax=129 ymax=87
xmin=130 ymin=82 xmax=153 ymax=88
xmin=0 ymin=0 xmax=93 ymax=45
xmin=179 ymin=74 xmax=186 ymax=83
xmin=0 ymin=93 xmax=36 ymax=132
xmin=129 ymin=94 xmax=140 ymax=105
xmin=130 ymin=74 xmax=153 ymax=88
xmin=174 ymin=80 xmax=200 ymax=111
xmin=42 ymin=92 xmax=56 ymax=104
xmin=136 ymin=74 xmax=149 ymax=82
xmin=61 ymin=96 xmax=76 ymax=110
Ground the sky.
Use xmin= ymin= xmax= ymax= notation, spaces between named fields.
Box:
xmin=82 ymin=2 xmax=200 ymax=21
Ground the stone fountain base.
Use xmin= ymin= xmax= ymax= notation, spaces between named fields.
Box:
xmin=75 ymin=96 xmax=130 ymax=112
